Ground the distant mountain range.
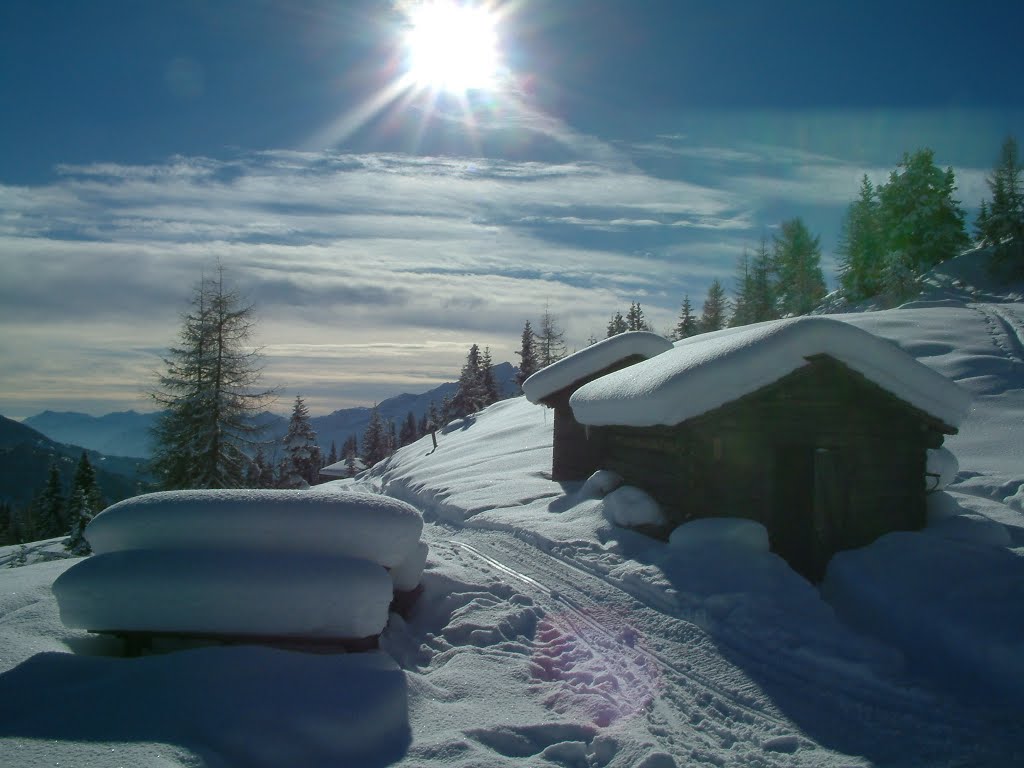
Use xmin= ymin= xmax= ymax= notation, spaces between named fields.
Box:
xmin=22 ymin=362 xmax=521 ymax=461
xmin=0 ymin=415 xmax=150 ymax=509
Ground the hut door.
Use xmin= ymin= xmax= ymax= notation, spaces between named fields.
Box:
xmin=772 ymin=446 xmax=838 ymax=581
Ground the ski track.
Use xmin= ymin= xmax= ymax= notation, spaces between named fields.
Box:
xmin=400 ymin=512 xmax=1024 ymax=765
xmin=447 ymin=531 xmax=1017 ymax=759
xmin=973 ymin=303 xmax=1024 ymax=366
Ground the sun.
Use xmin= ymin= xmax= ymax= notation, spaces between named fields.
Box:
xmin=404 ymin=1 xmax=502 ymax=93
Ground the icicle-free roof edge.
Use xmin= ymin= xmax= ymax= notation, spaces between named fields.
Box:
xmin=569 ymin=317 xmax=972 ymax=428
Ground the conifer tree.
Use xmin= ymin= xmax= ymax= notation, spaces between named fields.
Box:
xmin=877 ymin=148 xmax=969 ymax=278
xmin=625 ymin=302 xmax=651 ymax=331
xmin=326 ymin=440 xmax=338 ymax=467
xmin=536 ymin=306 xmax=567 ymax=367
xmin=399 ymin=411 xmax=418 ymax=447
xmin=247 ymin=446 xmax=275 ymax=488
xmin=361 ymin=405 xmax=389 ymax=467
xmin=515 ymin=320 xmax=539 ymax=387
xmin=0 ymin=502 xmax=13 ymax=546
xmin=71 ymin=452 xmax=103 ymax=516
xmin=772 ymin=218 xmax=826 ymax=316
xmin=837 ymin=175 xmax=884 ymax=301
xmin=673 ymin=295 xmax=699 ymax=340
xmin=977 ymin=136 xmax=1024 ymax=276
xmin=729 ymin=251 xmax=755 ymax=327
xmin=150 ymin=265 xmax=276 ymax=489
xmin=32 ymin=463 xmax=65 ymax=540
xmin=451 ymin=344 xmax=486 ymax=419
xmin=279 ymin=395 xmax=322 ymax=488
xmin=64 ymin=489 xmax=93 ymax=556
xmin=480 ymin=347 xmax=500 ymax=405
xmin=747 ymin=236 xmax=778 ymax=322
xmin=699 ymin=280 xmax=728 ymax=333
xmin=606 ymin=311 xmax=628 ymax=337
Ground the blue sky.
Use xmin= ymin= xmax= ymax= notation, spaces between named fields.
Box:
xmin=1 ymin=0 xmax=1021 ymax=419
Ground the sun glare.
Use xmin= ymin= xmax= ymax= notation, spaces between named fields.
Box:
xmin=404 ymin=1 xmax=501 ymax=92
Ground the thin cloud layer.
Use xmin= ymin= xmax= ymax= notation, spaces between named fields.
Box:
xmin=0 ymin=138 xmax=989 ymax=418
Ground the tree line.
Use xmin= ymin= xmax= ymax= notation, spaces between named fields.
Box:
xmin=1 ymin=452 xmax=104 ymax=554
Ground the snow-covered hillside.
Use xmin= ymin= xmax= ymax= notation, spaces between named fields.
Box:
xmin=1 ymin=251 xmax=1023 ymax=767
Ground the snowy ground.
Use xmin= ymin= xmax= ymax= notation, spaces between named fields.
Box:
xmin=2 ymin=253 xmax=1024 ymax=766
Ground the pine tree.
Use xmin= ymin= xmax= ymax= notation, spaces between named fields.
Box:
xmin=247 ymin=446 xmax=275 ymax=488
xmin=326 ymin=440 xmax=338 ymax=467
xmin=361 ymin=405 xmax=389 ymax=467
xmin=699 ymin=280 xmax=728 ymax=333
xmin=71 ymin=452 xmax=103 ymax=516
xmin=64 ymin=489 xmax=93 ymax=556
xmin=279 ymin=395 xmax=322 ymax=488
xmin=451 ymin=344 xmax=486 ymax=419
xmin=877 ymin=148 xmax=969 ymax=278
xmin=515 ymin=320 xmax=539 ymax=387
xmin=772 ymin=217 xmax=827 ymax=316
xmin=625 ymin=302 xmax=651 ymax=331
xmin=399 ymin=411 xmax=418 ymax=447
xmin=536 ymin=306 xmax=567 ymax=367
xmin=977 ymin=136 xmax=1024 ymax=276
xmin=32 ymin=463 xmax=65 ymax=540
xmin=150 ymin=265 xmax=276 ymax=489
xmin=0 ymin=502 xmax=12 ymax=546
xmin=836 ymin=176 xmax=884 ymax=301
xmin=480 ymin=347 xmax=500 ymax=405
xmin=606 ymin=311 xmax=628 ymax=337
xmin=673 ymin=295 xmax=699 ymax=340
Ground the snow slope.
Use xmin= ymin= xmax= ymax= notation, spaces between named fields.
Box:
xmin=1 ymin=250 xmax=1023 ymax=767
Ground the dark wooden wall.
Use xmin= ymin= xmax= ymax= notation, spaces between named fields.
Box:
xmin=595 ymin=357 xmax=952 ymax=579
xmin=542 ymin=354 xmax=648 ymax=481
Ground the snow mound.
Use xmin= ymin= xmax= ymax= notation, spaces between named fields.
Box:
xmin=571 ymin=316 xmax=971 ymax=429
xmin=669 ymin=517 xmax=770 ymax=553
xmin=522 ymin=331 xmax=672 ymax=403
xmin=580 ymin=469 xmax=623 ymax=498
xmin=390 ymin=540 xmax=429 ymax=592
xmin=927 ymin=447 xmax=959 ymax=490
xmin=53 ymin=549 xmax=394 ymax=638
xmin=823 ymin=532 xmax=1024 ymax=707
xmin=87 ymin=488 xmax=423 ymax=568
xmin=602 ymin=485 xmax=665 ymax=527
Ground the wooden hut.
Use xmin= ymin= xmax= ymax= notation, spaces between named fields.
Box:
xmin=569 ymin=317 xmax=971 ymax=580
xmin=522 ymin=331 xmax=673 ymax=481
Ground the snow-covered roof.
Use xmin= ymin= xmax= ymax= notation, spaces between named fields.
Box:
xmin=522 ymin=331 xmax=673 ymax=404
xmin=569 ymin=316 xmax=972 ymax=429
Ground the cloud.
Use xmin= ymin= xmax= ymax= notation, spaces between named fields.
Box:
xmin=0 ymin=136 xmax=918 ymax=418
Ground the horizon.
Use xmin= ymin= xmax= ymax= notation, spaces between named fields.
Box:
xmin=2 ymin=0 xmax=1022 ymax=419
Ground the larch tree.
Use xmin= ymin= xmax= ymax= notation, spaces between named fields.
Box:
xmin=150 ymin=266 xmax=276 ymax=489
xmin=772 ymin=217 xmax=826 ymax=316
xmin=729 ymin=250 xmax=755 ymax=327
xmin=536 ymin=306 xmax=567 ymax=367
xmin=278 ymin=395 xmax=322 ymax=488
xmin=977 ymin=136 xmax=1024 ymax=276
xmin=515 ymin=320 xmax=539 ymax=387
